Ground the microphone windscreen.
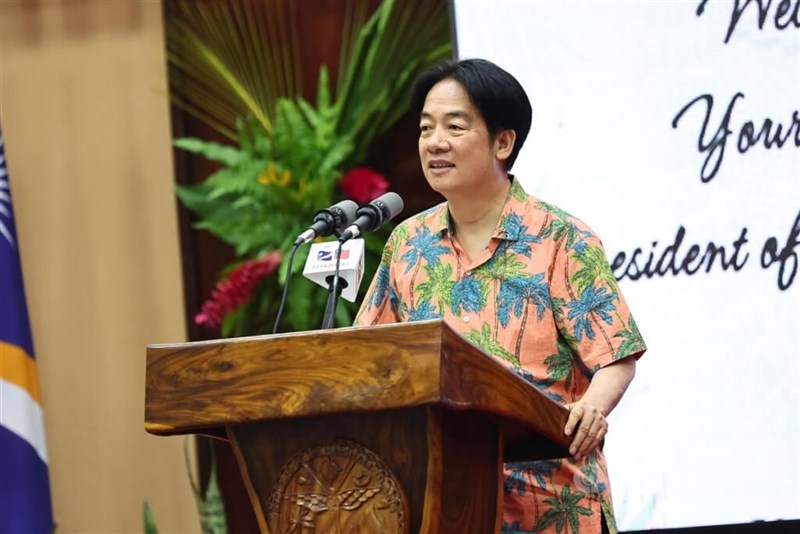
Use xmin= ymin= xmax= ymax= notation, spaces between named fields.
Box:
xmin=333 ymin=199 xmax=359 ymax=227
xmin=375 ymin=192 xmax=404 ymax=220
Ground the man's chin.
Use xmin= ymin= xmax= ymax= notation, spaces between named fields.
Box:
xmin=424 ymin=174 xmax=455 ymax=193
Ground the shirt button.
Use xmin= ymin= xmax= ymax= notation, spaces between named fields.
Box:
xmin=465 ymin=270 xmax=472 ymax=276
xmin=462 ymin=315 xmax=471 ymax=323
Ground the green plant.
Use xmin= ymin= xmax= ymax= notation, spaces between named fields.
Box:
xmin=185 ymin=439 xmax=226 ymax=534
xmin=143 ymin=501 xmax=158 ymax=534
xmin=167 ymin=0 xmax=453 ymax=335
xmin=141 ymin=439 xmax=226 ymax=534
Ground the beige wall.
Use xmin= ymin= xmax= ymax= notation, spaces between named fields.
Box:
xmin=1 ymin=1 xmax=198 ymax=532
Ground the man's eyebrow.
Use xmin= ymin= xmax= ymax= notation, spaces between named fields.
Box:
xmin=420 ymin=110 xmax=472 ymax=120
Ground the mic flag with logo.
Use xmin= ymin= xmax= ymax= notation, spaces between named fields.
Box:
xmin=303 ymin=239 xmax=365 ymax=303
xmin=0 ymin=132 xmax=55 ymax=534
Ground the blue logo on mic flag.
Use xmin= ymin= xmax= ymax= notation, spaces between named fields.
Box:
xmin=0 ymin=133 xmax=54 ymax=534
xmin=317 ymin=249 xmax=350 ymax=262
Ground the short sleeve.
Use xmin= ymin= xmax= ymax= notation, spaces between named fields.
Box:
xmin=549 ymin=224 xmax=646 ymax=373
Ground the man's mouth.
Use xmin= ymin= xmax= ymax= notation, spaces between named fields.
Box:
xmin=429 ymin=161 xmax=455 ymax=169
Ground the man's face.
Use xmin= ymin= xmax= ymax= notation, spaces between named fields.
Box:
xmin=418 ymin=79 xmax=504 ymax=196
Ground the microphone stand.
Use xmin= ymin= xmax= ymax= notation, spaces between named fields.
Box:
xmin=320 ymin=239 xmax=346 ymax=329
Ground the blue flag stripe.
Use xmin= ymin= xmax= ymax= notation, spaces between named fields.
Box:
xmin=0 ymin=137 xmax=35 ymax=356
xmin=0 ymin=426 xmax=53 ymax=534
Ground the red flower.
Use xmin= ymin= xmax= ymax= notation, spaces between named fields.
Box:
xmin=195 ymin=251 xmax=282 ymax=327
xmin=339 ymin=167 xmax=389 ymax=204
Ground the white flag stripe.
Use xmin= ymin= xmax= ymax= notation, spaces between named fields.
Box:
xmin=0 ymin=191 xmax=10 ymax=203
xmin=0 ymin=177 xmax=8 ymax=188
xmin=0 ymin=379 xmax=49 ymax=464
xmin=0 ymin=222 xmax=13 ymax=247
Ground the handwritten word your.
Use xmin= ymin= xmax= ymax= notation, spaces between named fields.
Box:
xmin=672 ymin=92 xmax=800 ymax=183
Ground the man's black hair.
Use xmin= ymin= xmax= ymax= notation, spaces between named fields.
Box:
xmin=410 ymin=58 xmax=532 ymax=171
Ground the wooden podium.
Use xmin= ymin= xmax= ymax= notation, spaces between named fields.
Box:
xmin=145 ymin=319 xmax=571 ymax=534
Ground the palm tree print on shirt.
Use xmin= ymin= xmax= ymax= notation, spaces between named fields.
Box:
xmin=477 ymin=250 xmax=527 ymax=339
xmin=543 ymin=337 xmax=577 ymax=398
xmin=401 ymin=225 xmax=450 ymax=303
xmin=367 ymin=264 xmax=391 ymax=309
xmin=451 ymin=275 xmax=487 ymax=316
xmin=415 ymin=262 xmax=455 ymax=315
xmin=502 ymin=211 xmax=542 ymax=257
xmin=537 ymin=202 xmax=589 ymax=252
xmin=465 ymin=322 xmax=520 ymax=368
xmin=406 ymin=300 xmax=439 ymax=322
xmin=567 ymin=285 xmax=616 ymax=342
xmin=570 ymin=244 xmax=618 ymax=297
xmin=497 ymin=273 xmax=551 ymax=358
xmin=613 ymin=315 xmax=645 ymax=361
xmin=536 ymin=486 xmax=593 ymax=534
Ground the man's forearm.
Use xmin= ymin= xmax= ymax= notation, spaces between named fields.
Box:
xmin=578 ymin=357 xmax=637 ymax=416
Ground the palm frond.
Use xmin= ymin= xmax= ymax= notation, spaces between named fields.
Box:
xmin=334 ymin=0 xmax=453 ymax=162
xmin=166 ymin=0 xmax=304 ymax=140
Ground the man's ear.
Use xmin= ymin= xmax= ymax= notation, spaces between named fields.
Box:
xmin=495 ymin=129 xmax=517 ymax=162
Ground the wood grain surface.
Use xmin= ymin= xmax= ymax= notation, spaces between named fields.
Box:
xmin=438 ymin=409 xmax=503 ymax=533
xmin=145 ymin=319 xmax=570 ymax=458
xmin=145 ymin=322 xmax=443 ymax=433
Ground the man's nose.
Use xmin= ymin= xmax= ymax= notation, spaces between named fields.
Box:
xmin=426 ymin=129 xmax=449 ymax=152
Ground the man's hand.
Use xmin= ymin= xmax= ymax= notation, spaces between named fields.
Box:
xmin=561 ymin=357 xmax=637 ymax=459
xmin=564 ymin=402 xmax=608 ymax=459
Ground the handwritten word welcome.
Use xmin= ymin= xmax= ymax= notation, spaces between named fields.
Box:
xmin=697 ymin=0 xmax=800 ymax=43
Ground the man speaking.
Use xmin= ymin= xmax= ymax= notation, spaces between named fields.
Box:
xmin=355 ymin=58 xmax=646 ymax=534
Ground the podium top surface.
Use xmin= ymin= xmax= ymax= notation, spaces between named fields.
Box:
xmin=145 ymin=320 xmax=571 ymax=459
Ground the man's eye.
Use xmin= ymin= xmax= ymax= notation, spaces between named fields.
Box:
xmin=449 ymin=124 xmax=465 ymax=131
xmin=420 ymin=125 xmax=432 ymax=133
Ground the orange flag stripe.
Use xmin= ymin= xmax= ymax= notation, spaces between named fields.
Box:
xmin=0 ymin=341 xmax=42 ymax=404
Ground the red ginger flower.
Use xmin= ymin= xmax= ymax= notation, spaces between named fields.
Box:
xmin=195 ymin=251 xmax=282 ymax=327
xmin=339 ymin=167 xmax=389 ymax=204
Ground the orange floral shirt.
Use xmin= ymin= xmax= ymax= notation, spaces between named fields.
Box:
xmin=355 ymin=178 xmax=646 ymax=534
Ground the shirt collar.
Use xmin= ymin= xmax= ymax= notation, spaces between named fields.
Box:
xmin=432 ymin=202 xmax=451 ymax=236
xmin=432 ymin=177 xmax=529 ymax=241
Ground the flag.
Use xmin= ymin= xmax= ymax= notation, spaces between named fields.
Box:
xmin=0 ymin=133 xmax=54 ymax=533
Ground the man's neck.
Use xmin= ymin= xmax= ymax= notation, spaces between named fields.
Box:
xmin=448 ymin=175 xmax=511 ymax=231
xmin=446 ymin=176 xmax=511 ymax=258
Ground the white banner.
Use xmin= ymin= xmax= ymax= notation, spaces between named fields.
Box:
xmin=455 ymin=0 xmax=800 ymax=529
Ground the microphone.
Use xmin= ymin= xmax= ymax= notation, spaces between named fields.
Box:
xmin=339 ymin=192 xmax=404 ymax=242
xmin=294 ymin=200 xmax=359 ymax=246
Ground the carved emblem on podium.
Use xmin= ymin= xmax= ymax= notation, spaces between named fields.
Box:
xmin=268 ymin=440 xmax=409 ymax=533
